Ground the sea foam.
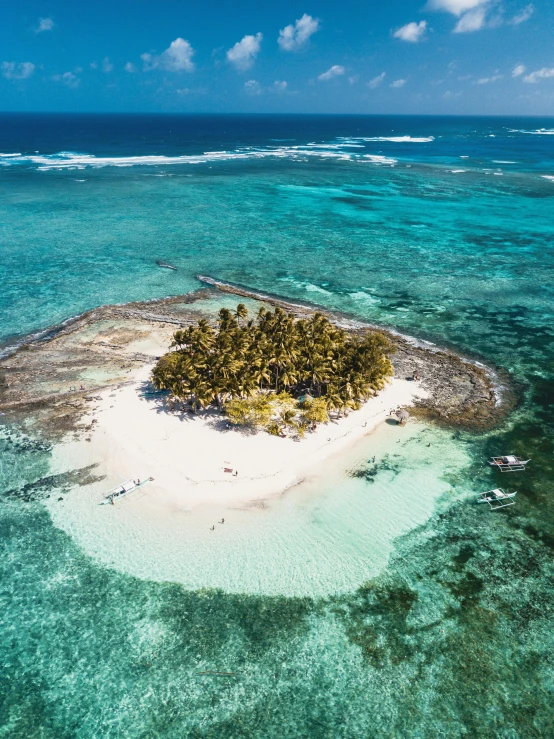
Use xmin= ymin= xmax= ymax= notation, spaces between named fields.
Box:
xmin=508 ymin=128 xmax=554 ymax=135
xmin=0 ymin=143 xmax=397 ymax=171
xmin=338 ymin=136 xmax=434 ymax=143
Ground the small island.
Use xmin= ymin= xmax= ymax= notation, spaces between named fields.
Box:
xmin=0 ymin=278 xmax=505 ymax=510
xmin=152 ymin=304 xmax=395 ymax=438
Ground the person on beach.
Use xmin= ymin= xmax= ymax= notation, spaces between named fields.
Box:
xmin=220 ymin=518 xmax=225 ymax=524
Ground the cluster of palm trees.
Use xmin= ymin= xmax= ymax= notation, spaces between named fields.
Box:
xmin=151 ymin=303 xmax=395 ymax=421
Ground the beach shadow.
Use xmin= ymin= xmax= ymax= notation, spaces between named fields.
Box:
xmin=136 ymin=381 xmax=197 ymax=423
xmin=386 ymin=418 xmax=401 ymax=426
xmin=207 ymin=416 xmax=258 ymax=436
xmin=136 ymin=382 xmax=252 ymax=430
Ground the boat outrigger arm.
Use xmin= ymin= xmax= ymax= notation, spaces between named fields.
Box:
xmin=477 ymin=488 xmax=517 ymax=510
xmin=100 ymin=477 xmax=154 ymax=505
xmin=488 ymin=455 xmax=530 ymax=472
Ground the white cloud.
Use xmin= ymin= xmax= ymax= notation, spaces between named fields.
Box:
xmin=52 ymin=71 xmax=80 ymax=88
xmin=124 ymin=62 xmax=137 ymax=73
xmin=142 ymin=38 xmax=195 ymax=72
xmin=443 ymin=90 xmax=462 ymax=98
xmin=523 ymin=67 xmax=554 ymax=83
xmin=511 ymin=4 xmax=534 ymax=24
xmin=102 ymin=57 xmax=113 ymax=73
xmin=278 ymin=14 xmax=320 ymax=51
xmin=427 ymin=0 xmax=491 ymax=33
xmin=243 ymin=80 xmax=289 ymax=96
xmin=368 ymin=72 xmax=386 ymax=88
xmin=318 ymin=65 xmax=345 ymax=81
xmin=512 ymin=64 xmax=526 ymax=78
xmin=393 ymin=21 xmax=428 ymax=42
xmin=35 ymin=17 xmax=54 ymax=33
xmin=226 ymin=33 xmax=262 ymax=70
xmin=244 ymin=79 xmax=262 ymax=95
xmin=426 ymin=0 xmax=488 ymax=16
xmin=176 ymin=87 xmax=207 ymax=96
xmin=430 ymin=0 xmax=532 ymax=31
xmin=2 ymin=61 xmax=35 ymax=80
xmin=476 ymin=73 xmax=503 ymax=84
xmin=454 ymin=7 xmax=487 ymax=32
xmin=391 ymin=78 xmax=406 ymax=88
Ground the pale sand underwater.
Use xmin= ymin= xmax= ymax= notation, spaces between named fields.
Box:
xmin=46 ymin=365 xmax=471 ymax=596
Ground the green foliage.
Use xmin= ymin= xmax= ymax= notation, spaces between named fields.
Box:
xmin=152 ymin=303 xmax=395 ymax=431
xmin=299 ymin=398 xmax=330 ymax=426
xmin=225 ymin=394 xmax=274 ymax=429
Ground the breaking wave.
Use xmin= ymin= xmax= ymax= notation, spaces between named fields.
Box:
xmin=338 ymin=136 xmax=434 ymax=143
xmin=508 ymin=128 xmax=554 ymax=135
xmin=0 ymin=143 xmax=398 ymax=171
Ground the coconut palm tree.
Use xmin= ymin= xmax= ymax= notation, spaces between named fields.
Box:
xmin=235 ymin=303 xmax=248 ymax=325
xmin=152 ymin=302 xmax=394 ymax=431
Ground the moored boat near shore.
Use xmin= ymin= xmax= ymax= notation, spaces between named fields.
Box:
xmin=477 ymin=488 xmax=517 ymax=510
xmin=488 ymin=455 xmax=530 ymax=472
xmin=100 ymin=477 xmax=153 ymax=505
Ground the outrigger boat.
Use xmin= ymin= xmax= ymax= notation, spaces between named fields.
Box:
xmin=100 ymin=477 xmax=153 ymax=505
xmin=477 ymin=488 xmax=517 ymax=510
xmin=156 ymin=260 xmax=177 ymax=271
xmin=488 ymin=455 xmax=530 ymax=472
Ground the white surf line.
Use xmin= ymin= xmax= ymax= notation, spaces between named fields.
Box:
xmin=0 ymin=145 xmax=398 ymax=170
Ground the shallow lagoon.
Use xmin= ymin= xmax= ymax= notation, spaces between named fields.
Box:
xmin=48 ymin=420 xmax=471 ymax=597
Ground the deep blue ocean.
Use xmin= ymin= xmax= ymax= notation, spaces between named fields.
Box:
xmin=1 ymin=114 xmax=553 ymax=737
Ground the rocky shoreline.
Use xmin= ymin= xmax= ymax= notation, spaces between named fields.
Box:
xmin=196 ymin=277 xmax=512 ymax=431
xmin=0 ymin=278 xmax=512 ymax=440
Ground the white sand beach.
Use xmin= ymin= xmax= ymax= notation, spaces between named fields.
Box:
xmin=62 ymin=364 xmax=427 ymax=512
xmin=46 ymin=363 xmax=473 ymax=597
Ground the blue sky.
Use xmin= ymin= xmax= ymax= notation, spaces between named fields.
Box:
xmin=1 ymin=0 xmax=553 ymax=114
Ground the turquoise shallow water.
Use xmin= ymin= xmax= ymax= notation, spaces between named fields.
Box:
xmin=1 ymin=115 xmax=554 ymax=736
xmin=46 ymin=420 xmax=471 ymax=597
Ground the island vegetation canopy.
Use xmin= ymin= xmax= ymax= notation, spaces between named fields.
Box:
xmin=152 ymin=303 xmax=395 ymax=435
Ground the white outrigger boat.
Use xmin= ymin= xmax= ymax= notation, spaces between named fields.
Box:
xmin=477 ymin=488 xmax=517 ymax=510
xmin=488 ymin=455 xmax=530 ymax=472
xmin=100 ymin=477 xmax=153 ymax=505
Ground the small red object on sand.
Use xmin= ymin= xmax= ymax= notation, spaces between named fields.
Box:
xmin=224 ymin=467 xmax=233 ymax=473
